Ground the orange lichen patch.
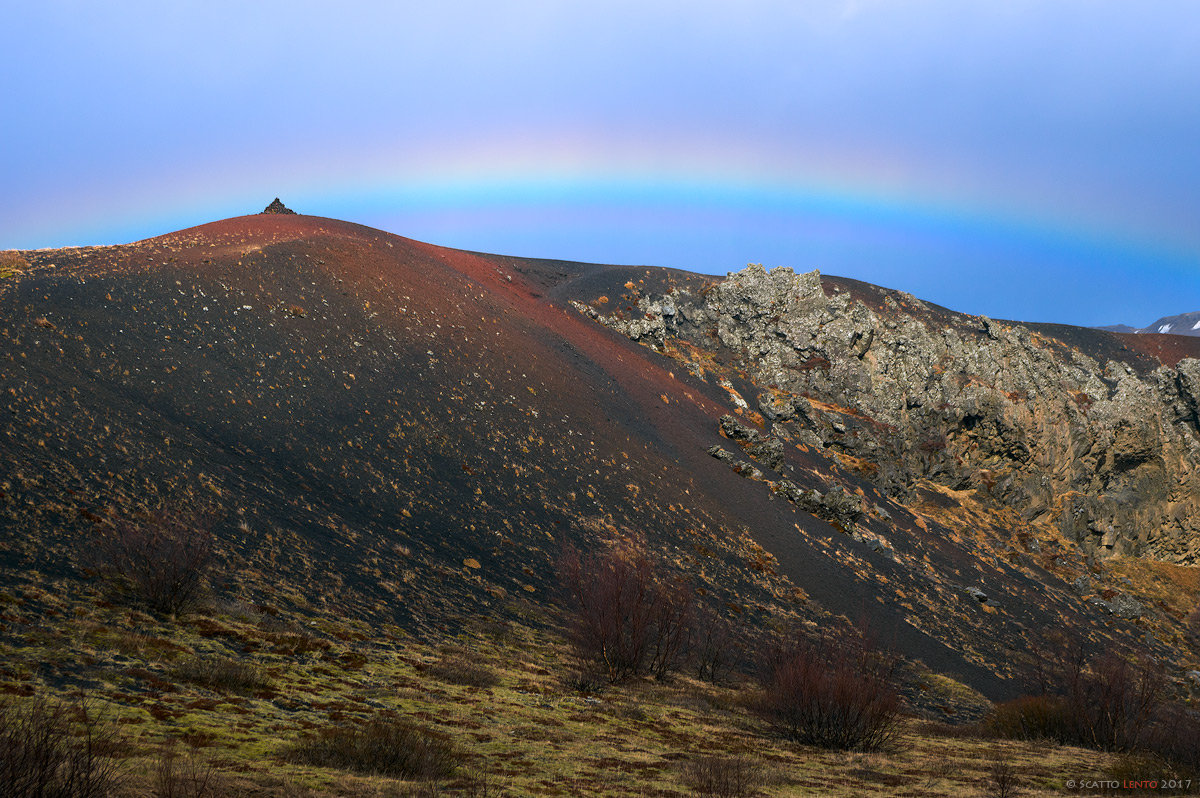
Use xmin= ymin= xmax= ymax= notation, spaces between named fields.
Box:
xmin=804 ymin=397 xmax=892 ymax=429
xmin=836 ymin=452 xmax=880 ymax=479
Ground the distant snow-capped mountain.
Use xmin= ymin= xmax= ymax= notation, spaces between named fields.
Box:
xmin=1137 ymin=312 xmax=1200 ymax=336
xmin=1095 ymin=312 xmax=1200 ymax=336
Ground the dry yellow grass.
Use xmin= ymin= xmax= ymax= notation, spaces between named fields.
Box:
xmin=0 ymin=250 xmax=28 ymax=278
xmin=1107 ymin=556 xmax=1200 ymax=622
xmin=0 ymin=582 xmax=1133 ymax=798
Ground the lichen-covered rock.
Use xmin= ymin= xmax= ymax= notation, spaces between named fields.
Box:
xmin=585 ymin=262 xmax=1200 ymax=564
xmin=1109 ymin=594 xmax=1145 ymax=620
xmin=707 ymin=445 xmax=736 ymax=463
xmin=719 ymin=414 xmax=762 ymax=443
xmin=746 ymin=437 xmax=785 ymax=472
xmin=772 ymin=479 xmax=864 ymax=528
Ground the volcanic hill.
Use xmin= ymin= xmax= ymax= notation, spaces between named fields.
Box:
xmin=3 ymin=211 xmax=1200 ymax=712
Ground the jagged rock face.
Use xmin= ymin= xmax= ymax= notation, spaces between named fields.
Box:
xmin=590 ymin=264 xmax=1200 ymax=564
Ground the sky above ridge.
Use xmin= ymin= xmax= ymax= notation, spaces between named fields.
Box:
xmin=5 ymin=1 xmax=1200 ymax=327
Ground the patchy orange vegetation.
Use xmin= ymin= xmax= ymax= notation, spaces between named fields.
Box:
xmin=1107 ymin=557 xmax=1200 ymax=621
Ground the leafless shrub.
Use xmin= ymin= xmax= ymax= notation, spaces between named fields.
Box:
xmin=755 ymin=628 xmax=902 ymax=752
xmin=679 ymin=755 xmax=764 ymax=798
xmin=921 ymin=746 xmax=957 ymax=788
xmin=914 ymin=719 xmax=991 ymax=739
xmin=91 ymin=509 xmax=216 ymax=616
xmin=986 ymin=695 xmax=1075 ymax=742
xmin=556 ymin=537 xmax=694 ymax=683
xmin=1140 ymin=702 xmax=1200 ymax=778
xmin=0 ymin=697 xmax=125 ymax=798
xmin=560 ymin=668 xmax=607 ymax=695
xmin=428 ymin=658 xmax=499 ymax=689
xmin=647 ymin=577 xmax=694 ymax=681
xmin=982 ymin=752 xmax=1021 ymax=798
xmin=455 ymin=771 xmax=505 ymax=798
xmin=1004 ymin=634 xmax=1165 ymax=751
xmin=285 ymin=718 xmax=458 ymax=780
xmin=690 ymin=604 xmax=740 ymax=684
xmin=169 ymin=655 xmax=272 ymax=695
xmin=154 ymin=744 xmax=217 ymax=798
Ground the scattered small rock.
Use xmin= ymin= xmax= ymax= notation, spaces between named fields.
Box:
xmin=719 ymin=414 xmax=762 ymax=442
xmin=1109 ymin=594 xmax=1143 ymax=620
xmin=707 ymin=445 xmax=735 ymax=463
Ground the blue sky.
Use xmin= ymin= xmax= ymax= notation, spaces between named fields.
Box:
xmin=4 ymin=1 xmax=1200 ymax=327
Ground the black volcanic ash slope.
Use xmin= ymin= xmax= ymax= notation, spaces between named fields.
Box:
xmin=2 ymin=214 xmax=1195 ymax=703
xmin=0 ymin=216 xmax=794 ymax=636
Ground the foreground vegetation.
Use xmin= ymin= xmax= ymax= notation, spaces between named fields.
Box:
xmin=5 ymin=572 xmax=1191 ymax=798
xmin=0 ymin=510 xmax=1195 ymax=796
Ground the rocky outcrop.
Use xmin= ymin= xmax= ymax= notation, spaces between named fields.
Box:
xmin=262 ymin=198 xmax=296 ymax=215
xmin=585 ymin=264 xmax=1200 ymax=564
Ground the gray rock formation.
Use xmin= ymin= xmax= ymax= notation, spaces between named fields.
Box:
xmin=586 ymin=264 xmax=1200 ymax=564
xmin=262 ymin=198 xmax=296 ymax=215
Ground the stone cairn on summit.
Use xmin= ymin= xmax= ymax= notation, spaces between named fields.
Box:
xmin=262 ymin=198 xmax=296 ymax=215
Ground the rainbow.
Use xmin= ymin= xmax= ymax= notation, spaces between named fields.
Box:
xmin=8 ymin=131 xmax=1198 ymax=326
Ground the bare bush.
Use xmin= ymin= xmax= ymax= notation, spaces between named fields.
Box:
xmin=755 ymin=629 xmax=901 ymax=752
xmin=169 ymin=655 xmax=272 ymax=695
xmin=921 ymin=746 xmax=957 ymax=788
xmin=429 ymin=658 xmax=500 ymax=689
xmin=1141 ymin=702 xmax=1200 ymax=778
xmin=1074 ymin=654 xmax=1164 ymax=751
xmin=456 ymin=771 xmax=504 ymax=798
xmin=92 ymin=509 xmax=216 ymax=616
xmin=285 ymin=717 xmax=458 ymax=780
xmin=556 ymin=538 xmax=694 ymax=683
xmin=983 ymin=752 xmax=1021 ymax=798
xmin=154 ymin=744 xmax=216 ymax=798
xmin=560 ymin=668 xmax=607 ymax=695
xmin=679 ymin=755 xmax=764 ymax=797
xmin=986 ymin=695 xmax=1075 ymax=742
xmin=0 ymin=697 xmax=125 ymax=798
xmin=647 ymin=577 xmax=694 ymax=680
xmin=1005 ymin=635 xmax=1165 ymax=752
xmin=690 ymin=604 xmax=740 ymax=684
